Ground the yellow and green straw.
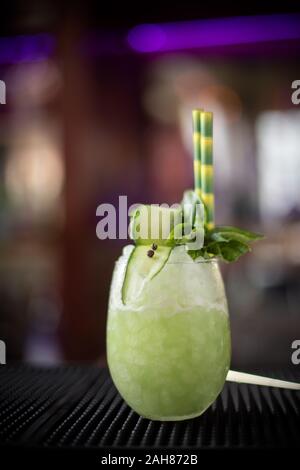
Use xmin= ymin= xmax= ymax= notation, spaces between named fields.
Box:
xmin=192 ymin=108 xmax=214 ymax=230
xmin=192 ymin=109 xmax=202 ymax=200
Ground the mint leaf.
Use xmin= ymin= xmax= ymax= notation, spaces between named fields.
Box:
xmin=217 ymin=240 xmax=250 ymax=262
xmin=187 ymin=249 xmax=202 ymax=260
xmin=210 ymin=226 xmax=264 ymax=244
xmin=187 ymin=246 xmax=217 ymax=260
xmin=186 ymin=224 xmax=262 ymax=263
xmin=203 ymin=241 xmax=222 ymax=257
xmin=188 ymin=240 xmax=249 ymax=262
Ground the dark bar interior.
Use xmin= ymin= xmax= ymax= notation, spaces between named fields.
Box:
xmin=0 ymin=1 xmax=300 ymax=456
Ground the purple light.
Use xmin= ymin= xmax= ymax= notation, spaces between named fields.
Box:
xmin=127 ymin=14 xmax=300 ymax=53
xmin=127 ymin=24 xmax=166 ymax=52
xmin=0 ymin=34 xmax=55 ymax=64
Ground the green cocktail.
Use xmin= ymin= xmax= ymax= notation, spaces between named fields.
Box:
xmin=106 ymin=108 xmax=262 ymax=421
xmin=107 ymin=245 xmax=231 ymax=421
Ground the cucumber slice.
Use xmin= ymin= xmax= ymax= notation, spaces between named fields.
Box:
xmin=122 ymin=245 xmax=172 ymax=304
xmin=130 ymin=205 xmax=182 ymax=246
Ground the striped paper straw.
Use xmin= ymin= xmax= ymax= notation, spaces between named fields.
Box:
xmin=192 ymin=109 xmax=202 ymax=199
xmin=200 ymin=111 xmax=214 ymax=229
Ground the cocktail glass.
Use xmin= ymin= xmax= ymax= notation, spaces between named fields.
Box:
xmin=107 ymin=245 xmax=231 ymax=421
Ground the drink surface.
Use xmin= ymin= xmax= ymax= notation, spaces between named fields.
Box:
xmin=107 ymin=245 xmax=231 ymax=421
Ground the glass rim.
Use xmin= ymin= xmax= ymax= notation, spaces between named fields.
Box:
xmin=116 ymin=257 xmax=219 ymax=265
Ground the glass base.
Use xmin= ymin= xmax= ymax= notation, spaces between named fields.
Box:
xmin=134 ymin=402 xmax=212 ymax=422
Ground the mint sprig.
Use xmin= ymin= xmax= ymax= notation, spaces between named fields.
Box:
xmin=187 ymin=224 xmax=263 ymax=262
xmin=181 ymin=191 xmax=264 ymax=262
xmin=193 ymin=237 xmax=249 ymax=262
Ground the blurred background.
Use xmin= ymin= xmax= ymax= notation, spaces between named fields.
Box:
xmin=0 ymin=2 xmax=300 ymax=371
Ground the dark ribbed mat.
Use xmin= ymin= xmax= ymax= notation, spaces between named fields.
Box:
xmin=0 ymin=365 xmax=299 ymax=448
